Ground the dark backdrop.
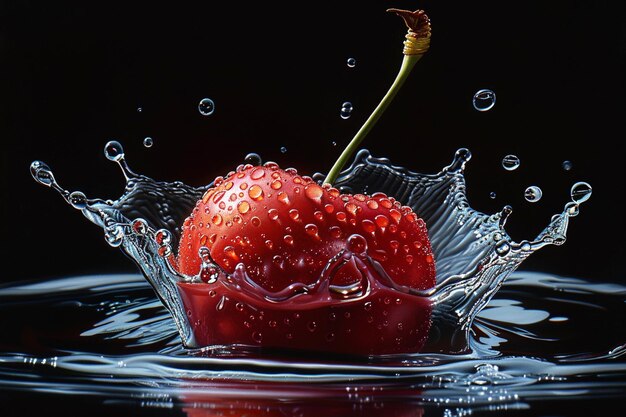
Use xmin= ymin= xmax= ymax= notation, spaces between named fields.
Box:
xmin=3 ymin=0 xmax=625 ymax=284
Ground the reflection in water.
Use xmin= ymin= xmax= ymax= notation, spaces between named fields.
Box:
xmin=0 ymin=271 xmax=624 ymax=415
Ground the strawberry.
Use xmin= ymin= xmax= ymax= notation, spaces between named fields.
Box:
xmin=177 ymin=163 xmax=435 ymax=292
xmin=174 ymin=162 xmax=436 ymax=356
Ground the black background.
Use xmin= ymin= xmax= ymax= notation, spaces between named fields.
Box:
xmin=3 ymin=0 xmax=625 ymax=285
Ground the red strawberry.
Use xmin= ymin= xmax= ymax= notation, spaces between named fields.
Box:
xmin=175 ymin=162 xmax=436 ymax=355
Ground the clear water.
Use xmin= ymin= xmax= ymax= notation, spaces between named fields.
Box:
xmin=30 ymin=146 xmax=591 ymax=353
xmin=0 ymin=272 xmax=624 ymax=416
xmin=23 ymin=145 xmax=623 ymax=415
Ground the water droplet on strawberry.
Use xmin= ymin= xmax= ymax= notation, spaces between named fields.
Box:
xmin=288 ymin=209 xmax=300 ymax=221
xmin=305 ymin=223 xmax=319 ymax=239
xmin=283 ymin=235 xmax=294 ymax=245
xmin=277 ymin=192 xmax=290 ymax=205
xmin=268 ymin=208 xmax=279 ymax=221
xmin=248 ymin=184 xmax=264 ymax=200
xmin=237 ymin=201 xmax=250 ymax=214
xmin=304 ymin=184 xmax=323 ymax=202
xmin=251 ymin=216 xmax=261 ymax=227
xmin=347 ymin=234 xmax=368 ymax=254
xmin=329 ymin=226 xmax=342 ymax=239
xmin=271 ymin=180 xmax=282 ymax=190
xmin=361 ymin=219 xmax=376 ymax=233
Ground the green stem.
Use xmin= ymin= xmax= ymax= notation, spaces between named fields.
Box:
xmin=324 ymin=53 xmax=422 ymax=185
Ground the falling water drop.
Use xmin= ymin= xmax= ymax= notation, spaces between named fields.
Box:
xmin=280 ymin=147 xmax=287 ymax=154
xmin=198 ymin=98 xmax=215 ymax=116
xmin=347 ymin=57 xmax=356 ymax=68
xmin=570 ymin=182 xmax=592 ymax=204
xmin=502 ymin=155 xmax=520 ymax=171
xmin=524 ymin=186 xmax=543 ymax=203
xmin=489 ymin=192 xmax=497 ymax=199
xmin=143 ymin=137 xmax=153 ymax=148
xmin=340 ymin=102 xmax=353 ymax=119
xmin=562 ymin=160 xmax=573 ymax=171
xmin=472 ymin=89 xmax=496 ymax=112
xmin=136 ymin=107 xmax=142 ymax=113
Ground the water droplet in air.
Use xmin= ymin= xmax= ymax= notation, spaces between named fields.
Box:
xmin=502 ymin=154 xmax=520 ymax=171
xmin=489 ymin=192 xmax=497 ymax=199
xmin=347 ymin=57 xmax=356 ymax=68
xmin=104 ymin=141 xmax=125 ymax=162
xmin=68 ymin=191 xmax=87 ymax=209
xmin=565 ymin=202 xmax=580 ymax=217
xmin=30 ymin=161 xmax=55 ymax=187
xmin=280 ymin=146 xmax=287 ymax=153
xmin=143 ymin=137 xmax=153 ymax=148
xmin=244 ymin=153 xmax=262 ymax=166
xmin=562 ymin=160 xmax=573 ymax=171
xmin=340 ymin=102 xmax=353 ymax=119
xmin=136 ymin=107 xmax=142 ymax=113
xmin=473 ymin=89 xmax=496 ymax=112
xmin=570 ymin=181 xmax=592 ymax=204
xmin=331 ymin=141 xmax=337 ymax=146
xmin=198 ymin=98 xmax=215 ymax=116
xmin=524 ymin=186 xmax=543 ymax=203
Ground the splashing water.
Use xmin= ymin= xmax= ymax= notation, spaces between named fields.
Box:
xmin=30 ymin=144 xmax=590 ymax=354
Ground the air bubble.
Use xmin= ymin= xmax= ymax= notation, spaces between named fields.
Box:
xmin=340 ymin=102 xmax=353 ymax=119
xmin=198 ymin=98 xmax=215 ymax=116
xmin=524 ymin=186 xmax=543 ymax=203
xmin=473 ymin=89 xmax=496 ymax=112
xmin=570 ymin=182 xmax=592 ymax=204
xmin=143 ymin=137 xmax=153 ymax=148
xmin=347 ymin=57 xmax=356 ymax=68
xmin=502 ymin=155 xmax=520 ymax=171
